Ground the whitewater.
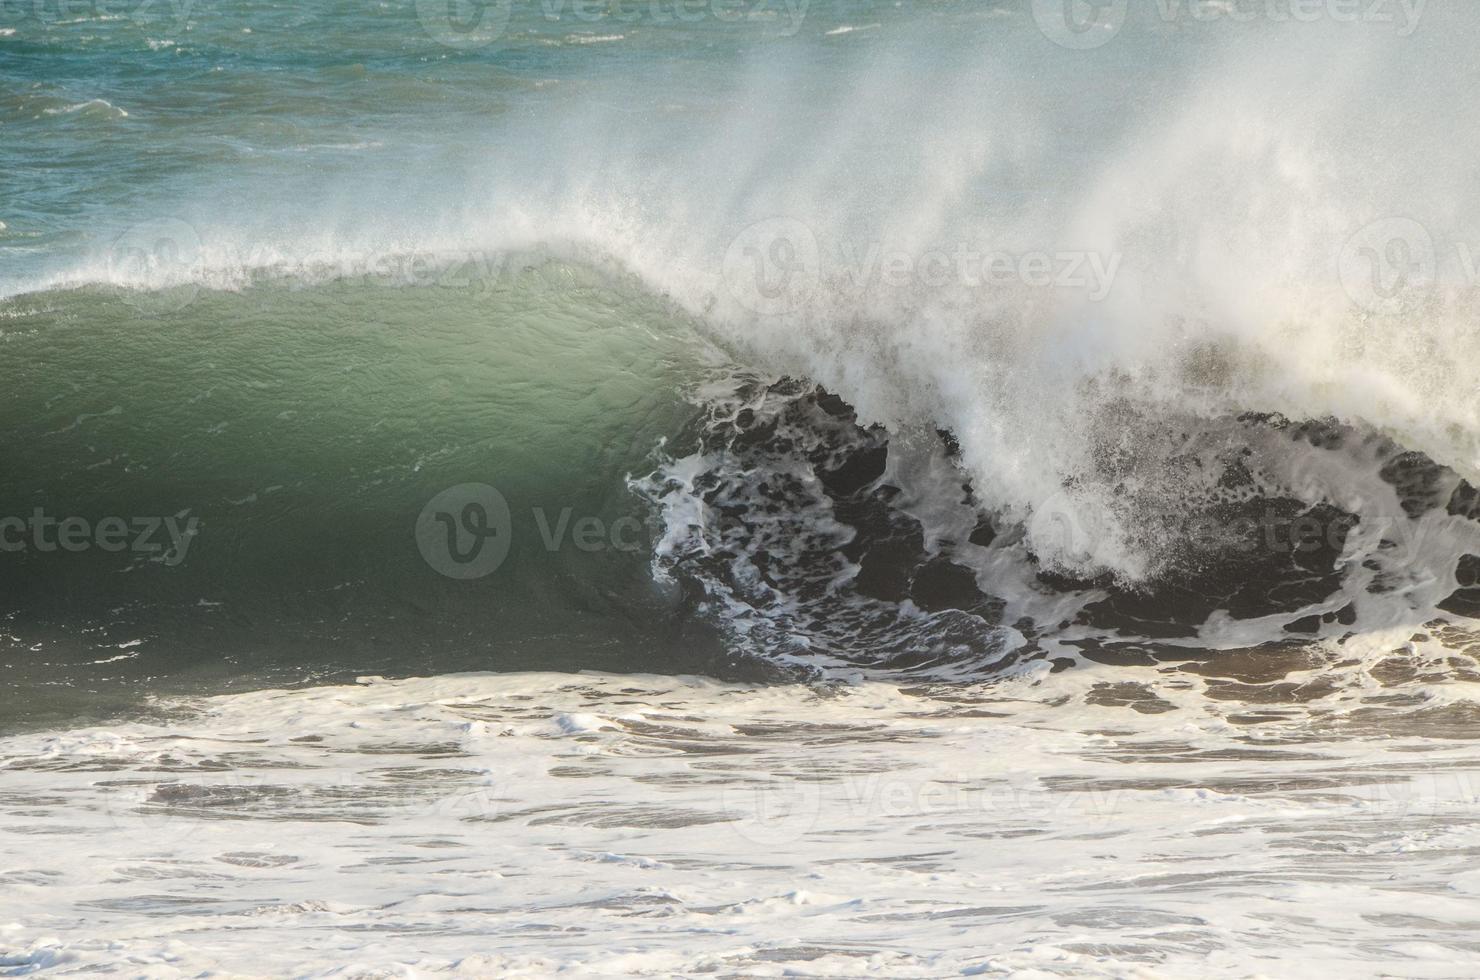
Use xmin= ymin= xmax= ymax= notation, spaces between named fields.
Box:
xmin=4 ymin=0 xmax=1480 ymax=975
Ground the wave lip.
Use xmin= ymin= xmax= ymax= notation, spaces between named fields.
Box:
xmin=7 ymin=2 xmax=1480 ymax=695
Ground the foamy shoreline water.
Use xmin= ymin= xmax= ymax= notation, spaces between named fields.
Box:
xmin=4 ymin=669 xmax=1480 ymax=978
xmin=8 ymin=2 xmax=1480 ymax=975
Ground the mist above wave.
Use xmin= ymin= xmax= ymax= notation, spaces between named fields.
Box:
xmin=12 ymin=3 xmax=1480 ymax=582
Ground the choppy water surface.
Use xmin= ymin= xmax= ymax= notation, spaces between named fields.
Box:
xmin=6 ymin=669 xmax=1480 ymax=977
xmin=5 ymin=0 xmax=1480 ymax=975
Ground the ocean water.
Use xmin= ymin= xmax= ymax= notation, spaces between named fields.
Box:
xmin=4 ymin=0 xmax=1480 ymax=975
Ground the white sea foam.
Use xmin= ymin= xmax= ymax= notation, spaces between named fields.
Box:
xmin=4 ymin=9 xmax=1478 ymax=974
xmin=3 ymin=669 xmax=1480 ymax=976
xmin=564 ymin=32 xmax=625 ymax=44
xmin=41 ymin=98 xmax=128 ymax=118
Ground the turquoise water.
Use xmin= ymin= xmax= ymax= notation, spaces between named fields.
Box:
xmin=5 ymin=1 xmax=1480 ymax=732
xmin=11 ymin=9 xmax=1480 ymax=975
xmin=2 ymin=0 xmax=905 ymax=285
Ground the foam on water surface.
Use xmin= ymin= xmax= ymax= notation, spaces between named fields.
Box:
xmin=7 ymin=2 xmax=1480 ymax=972
xmin=4 ymin=668 xmax=1480 ymax=977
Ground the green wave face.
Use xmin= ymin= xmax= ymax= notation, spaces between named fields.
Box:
xmin=0 ymin=262 xmax=720 ymax=728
